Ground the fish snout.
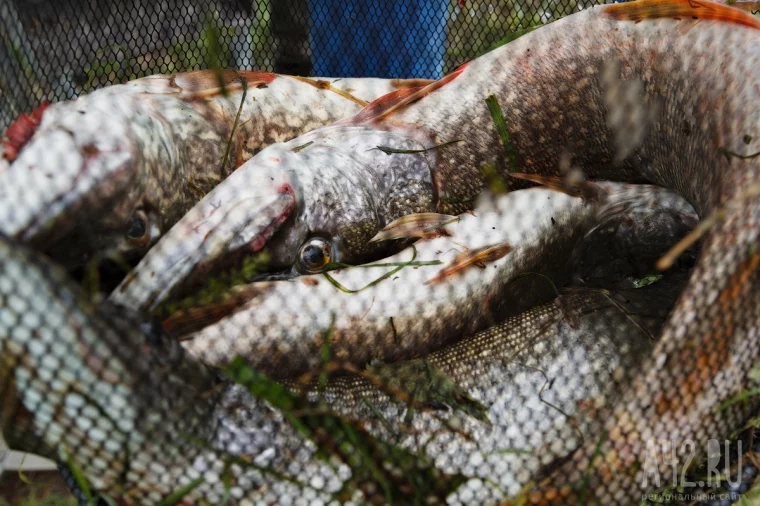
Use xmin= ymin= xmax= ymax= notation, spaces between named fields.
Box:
xmin=109 ymin=151 xmax=299 ymax=312
xmin=0 ymin=101 xmax=142 ymax=266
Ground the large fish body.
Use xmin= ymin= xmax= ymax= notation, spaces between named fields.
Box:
xmin=172 ymin=183 xmax=696 ymax=378
xmin=0 ymin=71 xmax=429 ymax=268
xmin=108 ymin=0 xmax=760 ymax=502
xmin=288 ymin=276 xmax=689 ymax=504
xmin=0 ymin=231 xmax=688 ymax=506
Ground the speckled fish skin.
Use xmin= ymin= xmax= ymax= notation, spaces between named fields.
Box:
xmin=288 ymin=275 xmax=690 ymax=505
xmin=453 ymin=4 xmax=760 ymax=502
xmin=0 ymin=231 xmax=688 ymax=506
xmin=113 ymin=1 xmax=760 ymax=502
xmin=0 ymin=70 xmax=427 ymax=268
xmin=172 ymin=182 xmax=696 ymax=378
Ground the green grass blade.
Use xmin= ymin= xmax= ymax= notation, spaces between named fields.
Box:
xmin=322 ymin=247 xmax=420 ymax=293
xmin=485 ymin=94 xmax=518 ymax=174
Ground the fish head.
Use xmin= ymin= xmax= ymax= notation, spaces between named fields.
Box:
xmin=38 ymin=187 xmax=164 ymax=271
xmin=111 ymin=124 xmax=436 ymax=311
xmin=259 ymin=151 xmax=380 ymax=271
xmin=0 ymin=94 xmax=165 ymax=269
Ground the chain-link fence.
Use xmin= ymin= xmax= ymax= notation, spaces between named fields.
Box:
xmin=0 ymin=0 xmax=627 ymax=130
xmin=1 ymin=1 xmax=760 ymax=505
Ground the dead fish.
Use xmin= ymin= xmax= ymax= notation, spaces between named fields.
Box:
xmin=109 ymin=122 xmax=442 ymax=311
xmin=0 ymin=232 xmax=270 ymax=505
xmin=286 ymin=270 xmax=691 ymax=503
xmin=0 ymin=227 xmax=689 ymax=506
xmin=0 ymin=70 xmax=428 ymax=269
xmin=108 ymin=3 xmax=758 ymax=319
xmin=168 ymin=182 xmax=696 ymax=379
xmin=108 ymin=2 xmax=760 ymax=501
xmin=8 ymin=0 xmax=758 ymax=502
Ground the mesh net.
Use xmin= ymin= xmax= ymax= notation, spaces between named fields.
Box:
xmin=0 ymin=0 xmax=628 ymax=131
xmin=1 ymin=1 xmax=760 ymax=506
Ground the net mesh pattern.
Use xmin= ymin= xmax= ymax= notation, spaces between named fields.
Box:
xmin=1 ymin=1 xmax=760 ymax=506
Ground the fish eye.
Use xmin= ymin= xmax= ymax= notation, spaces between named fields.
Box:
xmin=125 ymin=210 xmax=150 ymax=246
xmin=297 ymin=237 xmax=333 ymax=274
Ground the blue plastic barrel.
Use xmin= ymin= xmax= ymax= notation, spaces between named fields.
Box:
xmin=306 ymin=0 xmax=448 ymax=79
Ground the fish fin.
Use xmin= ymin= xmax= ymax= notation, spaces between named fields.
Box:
xmin=170 ymin=69 xmax=277 ymax=99
xmin=604 ymin=0 xmax=760 ymax=29
xmin=510 ymin=173 xmax=567 ymax=189
xmin=351 ymin=87 xmax=426 ymax=123
xmin=423 ymin=272 xmax=447 ymax=285
xmin=352 ymin=63 xmax=470 ymax=123
xmin=370 ymin=213 xmax=459 ymax=242
xmin=425 ymin=242 xmax=511 ymax=285
xmin=162 ymin=303 xmax=237 ymax=337
xmin=2 ymin=102 xmax=49 ymax=162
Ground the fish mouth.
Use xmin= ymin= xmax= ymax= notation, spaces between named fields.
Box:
xmin=110 ymin=149 xmax=299 ymax=312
